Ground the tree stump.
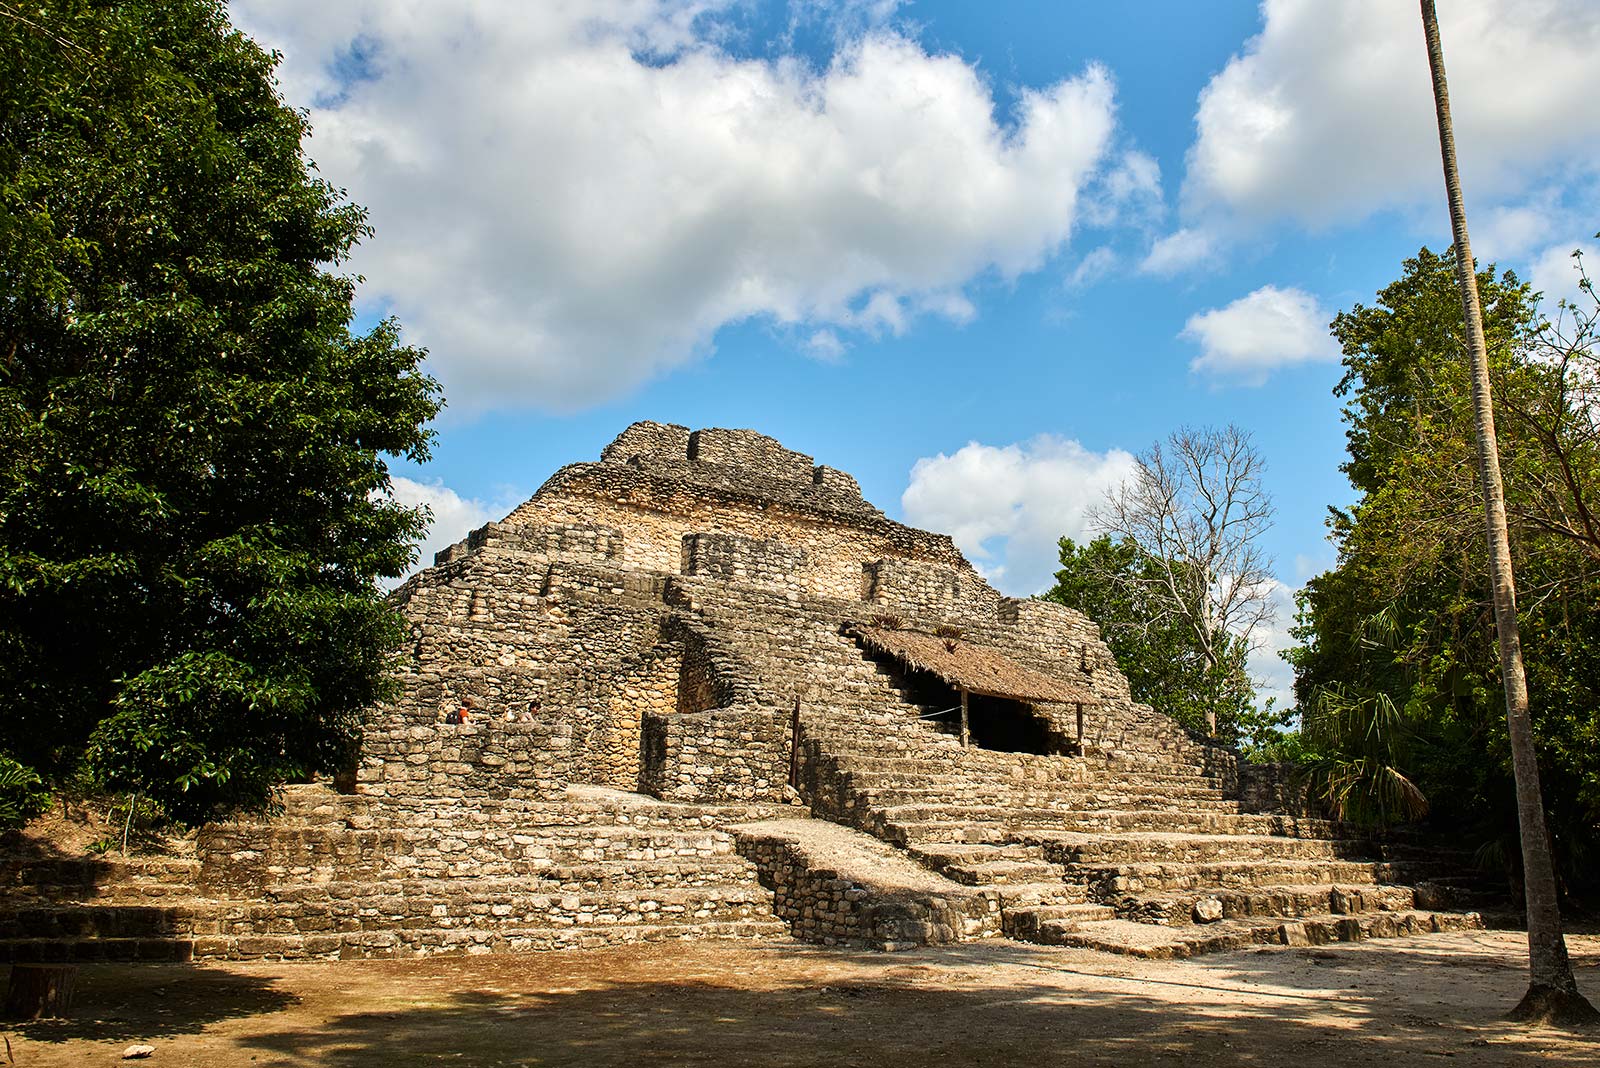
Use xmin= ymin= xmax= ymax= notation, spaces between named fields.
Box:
xmin=4 ymin=964 xmax=78 ymax=1019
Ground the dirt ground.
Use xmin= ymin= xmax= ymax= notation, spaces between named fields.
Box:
xmin=4 ymin=931 xmax=1598 ymax=1067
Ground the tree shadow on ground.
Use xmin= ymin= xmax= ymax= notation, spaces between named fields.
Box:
xmin=223 ymin=938 xmax=1600 ymax=1068
xmin=1203 ymin=929 xmax=1600 ymax=1001
xmin=6 ymin=963 xmax=297 ymax=1044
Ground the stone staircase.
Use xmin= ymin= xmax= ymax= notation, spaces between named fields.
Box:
xmin=1 ymin=574 xmax=1495 ymax=964
xmin=795 ymin=705 xmax=1488 ymax=958
xmin=654 ymin=582 xmax=1493 ymax=959
xmin=0 ymin=786 xmax=791 ymax=963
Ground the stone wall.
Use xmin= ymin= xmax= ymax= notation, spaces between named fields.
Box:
xmin=502 ymin=421 xmax=986 ymax=607
xmin=733 ymin=821 xmax=1002 ymax=949
xmin=522 ymin=490 xmax=948 ymax=602
xmin=1238 ymin=760 xmax=1315 ymax=816
xmin=434 ymin=521 xmax=624 ymax=569
xmin=358 ymin=716 xmax=573 ymax=799
xmin=600 ymin=420 xmax=693 ymax=463
xmin=582 ymin=645 xmax=681 ymax=791
xmin=639 ymin=705 xmax=791 ymax=804
xmin=681 ymin=532 xmax=808 ymax=591
xmin=688 ymin=427 xmax=816 ymax=482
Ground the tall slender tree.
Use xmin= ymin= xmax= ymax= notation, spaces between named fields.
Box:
xmin=1419 ymin=0 xmax=1597 ymax=1025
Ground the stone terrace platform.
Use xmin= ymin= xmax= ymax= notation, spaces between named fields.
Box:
xmin=0 ymin=424 xmax=1493 ymax=962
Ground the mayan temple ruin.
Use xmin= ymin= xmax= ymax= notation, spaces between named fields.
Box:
xmin=2 ymin=423 xmax=1491 ymax=962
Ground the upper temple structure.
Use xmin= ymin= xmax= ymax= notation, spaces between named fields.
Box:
xmin=369 ymin=419 xmax=1174 ymax=803
xmin=1 ymin=424 xmax=1491 ymax=962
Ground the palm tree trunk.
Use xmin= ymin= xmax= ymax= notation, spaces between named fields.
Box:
xmin=1420 ymin=0 xmax=1597 ymax=1026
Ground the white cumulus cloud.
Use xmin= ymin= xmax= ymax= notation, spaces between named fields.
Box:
xmin=1181 ymin=285 xmax=1337 ymax=385
xmin=1249 ymin=578 xmax=1300 ymax=712
xmin=1474 ymin=199 xmax=1559 ymax=264
xmin=388 ymin=476 xmax=495 ymax=582
xmin=231 ymin=1 xmax=1120 ymax=412
xmin=1066 ymin=246 xmax=1118 ymax=291
xmin=901 ymin=436 xmax=1137 ymax=595
xmin=1139 ymin=227 xmax=1217 ymax=276
xmin=1527 ymin=239 xmax=1600 ymax=313
xmin=1183 ymin=0 xmax=1600 ymax=229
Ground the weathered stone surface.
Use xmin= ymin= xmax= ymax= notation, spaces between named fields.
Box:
xmin=0 ymin=423 xmax=1492 ymax=963
xmin=732 ymin=819 xmax=1000 ymax=949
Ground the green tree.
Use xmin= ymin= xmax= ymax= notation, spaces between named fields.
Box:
xmin=0 ymin=1 xmax=441 ymax=824
xmin=1290 ymin=244 xmax=1600 ymax=1007
xmin=1046 ymin=535 xmax=1277 ymax=746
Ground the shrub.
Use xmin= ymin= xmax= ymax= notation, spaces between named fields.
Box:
xmin=0 ymin=755 xmax=52 ymax=829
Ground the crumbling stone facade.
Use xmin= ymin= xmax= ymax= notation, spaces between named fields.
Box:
xmin=370 ymin=421 xmax=1203 ymax=806
xmin=0 ymin=424 xmax=1491 ymax=963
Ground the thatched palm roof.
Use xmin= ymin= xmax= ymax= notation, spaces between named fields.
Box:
xmin=849 ymin=625 xmax=1094 ymax=704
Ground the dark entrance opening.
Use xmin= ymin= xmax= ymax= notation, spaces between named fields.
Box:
xmin=964 ymin=691 xmax=1053 ymax=755
xmin=883 ymin=661 xmax=1057 ymax=756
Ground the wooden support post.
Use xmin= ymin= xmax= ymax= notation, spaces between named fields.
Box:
xmin=5 ymin=964 xmax=77 ymax=1020
xmin=788 ymin=697 xmax=801 ymax=789
xmin=959 ymin=687 xmax=969 ymax=748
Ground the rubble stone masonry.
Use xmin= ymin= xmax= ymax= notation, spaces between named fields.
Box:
xmin=3 ymin=423 xmax=1486 ymax=965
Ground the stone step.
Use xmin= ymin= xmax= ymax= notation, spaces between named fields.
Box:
xmin=0 ymin=901 xmax=221 ymax=941
xmin=1075 ymin=858 xmax=1440 ymax=896
xmin=218 ymin=855 xmax=763 ymax=895
xmin=831 ymin=756 xmax=1221 ymax=789
xmin=274 ymin=785 xmax=791 ymax=830
xmin=905 ymin=842 xmax=1047 ymax=865
xmin=873 ymin=806 xmax=1325 ymax=839
xmin=1110 ymin=883 xmax=1420 ymax=926
xmin=1032 ymin=831 xmax=1376 ymax=867
xmin=1047 ymin=909 xmax=1484 ymax=959
xmin=877 ymin=821 xmax=1019 ymax=846
xmin=207 ymin=856 xmax=749 ymax=892
xmin=988 ymin=880 xmax=1092 ymax=908
xmin=923 ymin=857 xmax=1065 ymax=887
xmin=851 ymin=779 xmax=1236 ymax=805
xmin=224 ymin=883 xmax=777 ymax=936
xmin=0 ymin=884 xmax=778 ymax=944
xmin=844 ymin=776 xmax=1233 ymax=803
xmin=0 ymin=880 xmax=200 ymax=905
xmin=199 ymin=824 xmax=747 ymax=890
xmin=0 ymin=936 xmax=200 ymax=963
xmin=897 ymin=842 xmax=1065 ymax=887
xmin=870 ymin=805 xmax=1241 ymax=844
xmin=480 ymin=857 xmax=764 ymax=892
xmin=842 ymin=765 xmax=1228 ymax=788
xmin=1103 ymin=754 xmax=1216 ymax=772
xmin=0 ymin=917 xmax=792 ymax=964
xmin=816 ymin=729 xmax=1206 ymax=761
xmin=730 ymin=818 xmax=1002 ymax=949
xmin=1 ymin=854 xmax=762 ymax=910
xmin=0 ymin=855 xmax=200 ymax=896
xmin=1002 ymin=903 xmax=1117 ymax=940
xmin=1117 ymin=812 xmax=1337 ymax=838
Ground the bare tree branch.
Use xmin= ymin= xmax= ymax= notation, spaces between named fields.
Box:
xmin=1089 ymin=424 xmax=1277 ymax=735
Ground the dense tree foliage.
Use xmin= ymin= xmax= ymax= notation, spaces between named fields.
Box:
xmin=1289 ymin=247 xmax=1600 ymax=897
xmin=0 ymin=1 xmax=441 ymax=823
xmin=1045 ymin=535 xmax=1279 ymax=746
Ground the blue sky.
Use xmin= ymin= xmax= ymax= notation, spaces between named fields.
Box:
xmin=231 ymin=0 xmax=1600 ymax=704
